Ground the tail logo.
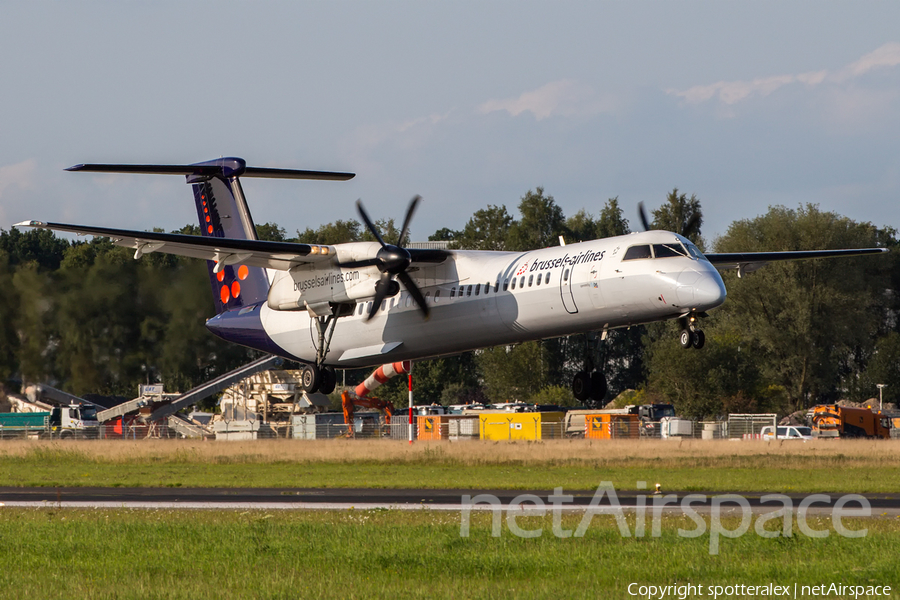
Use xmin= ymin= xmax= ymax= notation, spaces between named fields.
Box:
xmin=218 ymin=265 xmax=250 ymax=304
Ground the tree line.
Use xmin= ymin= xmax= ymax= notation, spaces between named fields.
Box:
xmin=1 ymin=188 xmax=897 ymax=417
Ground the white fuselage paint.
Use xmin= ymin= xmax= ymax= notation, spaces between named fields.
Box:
xmin=259 ymin=231 xmax=727 ymax=368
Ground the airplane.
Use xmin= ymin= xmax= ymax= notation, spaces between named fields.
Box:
xmin=16 ymin=157 xmax=888 ymax=406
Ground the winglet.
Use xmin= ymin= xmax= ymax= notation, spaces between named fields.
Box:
xmin=14 ymin=220 xmax=46 ymax=228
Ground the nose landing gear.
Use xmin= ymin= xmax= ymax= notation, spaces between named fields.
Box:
xmin=679 ymin=313 xmax=706 ymax=350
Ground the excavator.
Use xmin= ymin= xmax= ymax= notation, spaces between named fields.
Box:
xmin=341 ymin=390 xmax=396 ymax=437
xmin=339 ymin=361 xmax=410 ymax=437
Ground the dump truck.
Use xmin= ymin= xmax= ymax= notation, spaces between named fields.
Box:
xmin=0 ymin=404 xmax=100 ymax=438
xmin=811 ymin=404 xmax=892 ymax=439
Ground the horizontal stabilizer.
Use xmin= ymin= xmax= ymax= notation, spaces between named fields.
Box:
xmin=66 ymin=157 xmax=354 ymax=181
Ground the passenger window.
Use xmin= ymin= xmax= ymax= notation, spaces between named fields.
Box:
xmin=503 ymin=279 xmax=509 ymax=291
xmin=563 ymin=269 xmax=569 ymax=282
xmin=381 ymin=299 xmax=387 ymax=311
xmin=485 ymin=282 xmax=491 ymax=293
xmin=367 ymin=301 xmax=373 ymax=313
xmin=357 ymin=304 xmax=364 ymax=316
xmin=450 ymin=287 xmax=456 ymax=298
xmin=528 ymin=275 xmax=533 ymax=287
xmin=466 ymin=285 xmax=472 ymax=297
xmin=519 ymin=276 xmax=525 ymax=288
xmin=474 ymin=284 xmax=480 ymax=296
xmin=406 ymin=296 xmax=412 ymax=308
xmin=545 ymin=272 xmax=551 ymax=284
xmin=511 ymin=278 xmax=516 ymax=290
xmin=495 ymin=280 xmax=500 ymax=292
xmin=434 ymin=290 xmax=441 ymax=303
xmin=623 ymin=245 xmax=652 ymax=260
xmin=389 ymin=298 xmax=394 ymax=309
xmin=425 ymin=292 xmax=431 ymax=303
xmin=535 ymin=274 xmax=541 ymax=286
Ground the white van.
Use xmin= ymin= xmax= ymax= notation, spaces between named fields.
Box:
xmin=761 ymin=425 xmax=814 ymax=441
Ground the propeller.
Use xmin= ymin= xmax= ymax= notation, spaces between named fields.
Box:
xmin=339 ymin=196 xmax=435 ymax=322
xmin=637 ymin=201 xmax=701 ymax=237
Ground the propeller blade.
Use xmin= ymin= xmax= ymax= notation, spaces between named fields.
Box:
xmin=682 ymin=211 xmax=701 ymax=238
xmin=366 ymin=274 xmax=393 ymax=322
xmin=356 ymin=199 xmax=386 ymax=247
xmin=637 ymin=202 xmax=651 ymax=232
xmin=397 ymin=195 xmax=421 ymax=246
xmin=397 ymin=270 xmax=430 ymax=320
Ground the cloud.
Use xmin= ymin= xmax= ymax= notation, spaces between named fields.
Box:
xmin=478 ymin=80 xmax=616 ymax=120
xmin=0 ymin=159 xmax=37 ymax=200
xmin=668 ymin=42 xmax=900 ymax=105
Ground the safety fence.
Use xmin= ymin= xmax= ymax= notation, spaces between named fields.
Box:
xmin=0 ymin=412 xmax=785 ymax=442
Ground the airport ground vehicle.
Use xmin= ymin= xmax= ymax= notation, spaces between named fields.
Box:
xmin=761 ymin=425 xmax=814 ymax=441
xmin=811 ymin=405 xmax=892 ymax=439
xmin=0 ymin=404 xmax=100 ymax=438
xmin=564 ymin=403 xmax=677 ymax=437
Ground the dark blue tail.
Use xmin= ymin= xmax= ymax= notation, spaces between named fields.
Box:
xmin=187 ymin=158 xmax=270 ymax=314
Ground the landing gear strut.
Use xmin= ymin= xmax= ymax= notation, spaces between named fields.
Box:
xmin=572 ymin=332 xmax=608 ymax=408
xmin=300 ymin=307 xmax=347 ymax=394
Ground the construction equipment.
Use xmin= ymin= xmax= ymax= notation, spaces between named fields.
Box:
xmin=812 ymin=404 xmax=892 ymax=439
xmin=341 ymin=390 xmax=395 ymax=437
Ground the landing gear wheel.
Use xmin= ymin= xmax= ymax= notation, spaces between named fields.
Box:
xmin=300 ymin=364 xmax=321 ymax=393
xmin=319 ymin=366 xmax=337 ymax=395
xmin=679 ymin=329 xmax=693 ymax=349
xmin=572 ymin=371 xmax=591 ymax=402
xmin=589 ymin=371 xmax=607 ymax=405
xmin=691 ymin=330 xmax=706 ymax=350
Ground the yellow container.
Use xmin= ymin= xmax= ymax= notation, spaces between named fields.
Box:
xmin=479 ymin=412 xmax=564 ymax=441
xmin=585 ymin=414 xmax=639 ymax=439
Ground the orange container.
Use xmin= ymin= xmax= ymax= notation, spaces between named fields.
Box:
xmin=585 ymin=414 xmax=639 ymax=439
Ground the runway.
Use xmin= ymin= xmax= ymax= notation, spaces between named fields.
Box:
xmin=1 ymin=486 xmax=898 ymax=515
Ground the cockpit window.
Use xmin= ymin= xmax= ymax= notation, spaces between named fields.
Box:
xmin=684 ymin=242 xmax=707 ymax=261
xmin=652 ymin=243 xmax=688 ymax=258
xmin=622 ymin=245 xmax=652 ymax=260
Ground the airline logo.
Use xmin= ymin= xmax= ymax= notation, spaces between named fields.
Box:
xmin=218 ymin=265 xmax=250 ymax=304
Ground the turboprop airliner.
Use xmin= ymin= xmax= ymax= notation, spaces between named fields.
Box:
xmin=17 ymin=157 xmax=888 ymax=406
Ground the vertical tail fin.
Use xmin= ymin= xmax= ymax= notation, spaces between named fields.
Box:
xmin=188 ymin=158 xmax=270 ymax=313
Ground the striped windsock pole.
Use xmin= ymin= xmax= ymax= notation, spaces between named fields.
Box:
xmin=354 ymin=361 xmax=412 ymax=398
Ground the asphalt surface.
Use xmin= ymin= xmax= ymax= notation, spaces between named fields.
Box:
xmin=1 ymin=487 xmax=898 ymax=514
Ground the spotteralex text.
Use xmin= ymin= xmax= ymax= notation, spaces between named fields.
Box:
xmin=627 ymin=582 xmax=892 ymax=599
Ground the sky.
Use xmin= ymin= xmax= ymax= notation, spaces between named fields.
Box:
xmin=2 ymin=1 xmax=900 ymax=245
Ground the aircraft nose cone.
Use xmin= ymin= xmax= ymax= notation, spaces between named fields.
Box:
xmin=693 ymin=272 xmax=727 ymax=309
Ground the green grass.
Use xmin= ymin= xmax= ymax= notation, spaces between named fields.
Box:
xmin=1 ymin=440 xmax=900 ymax=493
xmin=0 ymin=509 xmax=897 ymax=599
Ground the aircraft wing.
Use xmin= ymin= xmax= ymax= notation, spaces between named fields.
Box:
xmin=15 ymin=220 xmax=335 ymax=270
xmin=704 ymin=247 xmax=888 ymax=274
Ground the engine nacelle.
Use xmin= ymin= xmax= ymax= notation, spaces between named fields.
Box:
xmin=266 ymin=266 xmax=378 ymax=311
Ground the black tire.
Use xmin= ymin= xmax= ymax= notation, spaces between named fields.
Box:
xmin=300 ymin=364 xmax=321 ymax=393
xmin=319 ymin=366 xmax=337 ymax=395
xmin=692 ymin=329 xmax=706 ymax=350
xmin=572 ymin=371 xmax=591 ymax=402
xmin=589 ymin=371 xmax=607 ymax=403
xmin=679 ymin=329 xmax=693 ymax=349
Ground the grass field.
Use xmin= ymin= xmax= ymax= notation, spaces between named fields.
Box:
xmin=0 ymin=509 xmax=898 ymax=600
xmin=1 ymin=438 xmax=900 ymax=492
xmin=2 ymin=440 xmax=899 ymax=599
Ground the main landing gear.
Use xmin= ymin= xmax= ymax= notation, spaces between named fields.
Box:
xmin=572 ymin=332 xmax=608 ymax=409
xmin=679 ymin=313 xmax=706 ymax=350
xmin=300 ymin=308 xmax=350 ymax=395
